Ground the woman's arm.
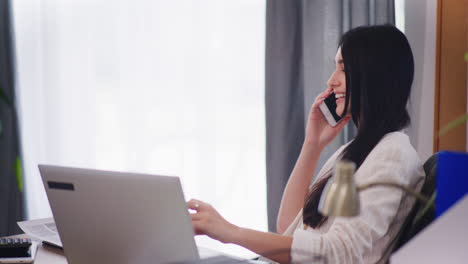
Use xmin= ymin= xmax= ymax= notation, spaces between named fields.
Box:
xmin=276 ymin=143 xmax=321 ymax=233
xmin=186 ymin=139 xmax=417 ymax=263
xmin=276 ymin=88 xmax=351 ymax=233
xmin=232 ymin=228 xmax=293 ymax=263
xmin=187 ymin=199 xmax=293 ymax=263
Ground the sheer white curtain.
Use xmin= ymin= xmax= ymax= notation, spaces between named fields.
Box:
xmin=13 ymin=0 xmax=266 ymax=257
xmin=395 ymin=0 xmax=405 ymax=32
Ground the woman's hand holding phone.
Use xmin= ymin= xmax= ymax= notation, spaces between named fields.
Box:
xmin=304 ymin=87 xmax=350 ymax=151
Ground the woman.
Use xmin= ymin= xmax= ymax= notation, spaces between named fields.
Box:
xmin=187 ymin=25 xmax=424 ymax=263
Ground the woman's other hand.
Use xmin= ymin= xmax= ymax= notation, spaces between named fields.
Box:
xmin=305 ymin=87 xmax=350 ymax=150
xmin=187 ymin=199 xmax=239 ymax=244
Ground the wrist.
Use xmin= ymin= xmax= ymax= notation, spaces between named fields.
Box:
xmin=226 ymin=225 xmax=243 ymax=244
xmin=301 ymin=140 xmax=323 ymax=156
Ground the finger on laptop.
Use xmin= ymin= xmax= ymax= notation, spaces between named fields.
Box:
xmin=187 ymin=199 xmax=204 ymax=211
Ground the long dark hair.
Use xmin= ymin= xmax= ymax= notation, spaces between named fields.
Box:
xmin=303 ymin=25 xmax=414 ymax=228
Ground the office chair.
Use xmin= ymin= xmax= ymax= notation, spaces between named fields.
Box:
xmin=391 ymin=153 xmax=438 ymax=253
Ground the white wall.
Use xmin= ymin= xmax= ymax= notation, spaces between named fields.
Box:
xmin=405 ymin=0 xmax=438 ymax=161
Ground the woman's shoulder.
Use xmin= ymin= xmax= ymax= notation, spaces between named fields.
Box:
xmin=361 ymin=131 xmax=422 ymax=170
xmin=360 ymin=131 xmax=424 ymax=184
xmin=373 ymin=131 xmax=417 ymax=157
xmin=380 ymin=130 xmax=410 ymax=143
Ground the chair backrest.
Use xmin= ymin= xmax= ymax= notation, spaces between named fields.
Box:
xmin=392 ymin=153 xmax=437 ymax=252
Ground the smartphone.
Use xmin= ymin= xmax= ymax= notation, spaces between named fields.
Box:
xmin=319 ymin=92 xmax=343 ymax=127
xmin=0 ymin=242 xmax=37 ymax=264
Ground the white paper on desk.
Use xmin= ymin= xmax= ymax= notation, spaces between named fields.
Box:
xmin=17 ymin=217 xmax=63 ymax=248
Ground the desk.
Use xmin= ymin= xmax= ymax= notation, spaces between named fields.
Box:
xmin=33 ymin=242 xmax=67 ymax=264
xmin=9 ymin=235 xmax=239 ymax=264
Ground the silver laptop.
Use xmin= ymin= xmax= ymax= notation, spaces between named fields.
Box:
xmin=38 ymin=165 xmax=233 ymax=264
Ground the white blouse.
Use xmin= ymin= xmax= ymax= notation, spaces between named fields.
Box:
xmin=284 ymin=131 xmax=425 ymax=264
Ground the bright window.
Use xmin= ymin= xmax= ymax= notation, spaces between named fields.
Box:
xmin=395 ymin=0 xmax=405 ymax=32
xmin=14 ymin=0 xmax=266 ymax=257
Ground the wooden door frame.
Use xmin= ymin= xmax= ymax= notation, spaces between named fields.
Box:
xmin=434 ymin=0 xmax=467 ymax=152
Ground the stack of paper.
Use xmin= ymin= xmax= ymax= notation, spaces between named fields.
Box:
xmin=17 ymin=218 xmax=62 ymax=248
